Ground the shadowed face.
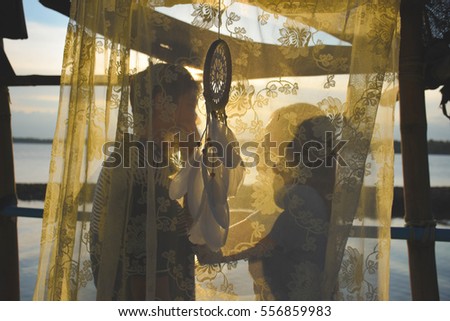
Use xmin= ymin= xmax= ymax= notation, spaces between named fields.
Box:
xmin=265 ymin=105 xmax=337 ymax=206
xmin=175 ymin=89 xmax=198 ymax=134
xmin=131 ymin=64 xmax=199 ymax=141
xmin=151 ymin=88 xmax=199 ymax=143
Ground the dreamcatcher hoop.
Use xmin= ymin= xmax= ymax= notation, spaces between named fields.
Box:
xmin=203 ymin=39 xmax=232 ymax=113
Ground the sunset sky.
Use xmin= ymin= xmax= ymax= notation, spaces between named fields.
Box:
xmin=5 ymin=1 xmax=449 ymax=141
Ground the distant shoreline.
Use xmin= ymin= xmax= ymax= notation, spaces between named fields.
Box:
xmin=13 ymin=137 xmax=52 ymax=144
xmin=12 ymin=138 xmax=450 ymax=154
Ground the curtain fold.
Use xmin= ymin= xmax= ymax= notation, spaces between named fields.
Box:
xmin=34 ymin=0 xmax=400 ymax=301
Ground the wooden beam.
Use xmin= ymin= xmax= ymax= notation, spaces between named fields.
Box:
xmin=1 ymin=75 xmax=60 ymax=86
xmin=0 ymin=38 xmax=20 ymax=301
xmin=39 ymin=0 xmax=70 ymax=17
xmin=399 ymin=0 xmax=439 ymax=300
xmin=1 ymin=75 xmax=115 ymax=87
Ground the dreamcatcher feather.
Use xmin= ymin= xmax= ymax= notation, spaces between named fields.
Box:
xmin=169 ymin=39 xmax=244 ymax=252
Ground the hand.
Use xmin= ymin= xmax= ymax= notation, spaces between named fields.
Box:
xmin=194 ymin=244 xmax=224 ymax=265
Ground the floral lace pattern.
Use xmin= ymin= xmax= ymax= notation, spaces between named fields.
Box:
xmin=34 ymin=0 xmax=399 ymax=301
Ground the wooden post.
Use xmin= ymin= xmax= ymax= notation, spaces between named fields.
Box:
xmin=0 ymin=38 xmax=20 ymax=300
xmin=399 ymin=0 xmax=440 ymax=300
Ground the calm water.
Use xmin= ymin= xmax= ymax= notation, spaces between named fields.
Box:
xmin=12 ymin=143 xmax=450 ymax=300
xmin=13 ymin=143 xmax=450 ymax=186
xmin=13 ymin=143 xmax=53 ymax=183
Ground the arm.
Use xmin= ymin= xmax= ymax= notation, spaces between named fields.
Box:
xmin=195 ymin=211 xmax=278 ymax=264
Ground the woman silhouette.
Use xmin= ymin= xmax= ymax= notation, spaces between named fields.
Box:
xmin=90 ymin=63 xmax=199 ymax=300
xmin=198 ymin=103 xmax=336 ymax=300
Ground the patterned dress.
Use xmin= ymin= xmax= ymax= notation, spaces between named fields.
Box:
xmin=90 ymin=146 xmax=195 ymax=300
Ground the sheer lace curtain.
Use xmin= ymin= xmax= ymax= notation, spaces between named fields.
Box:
xmin=33 ymin=0 xmax=399 ymax=300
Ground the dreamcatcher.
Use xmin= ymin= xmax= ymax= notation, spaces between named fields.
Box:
xmin=169 ymin=4 xmax=244 ymax=252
